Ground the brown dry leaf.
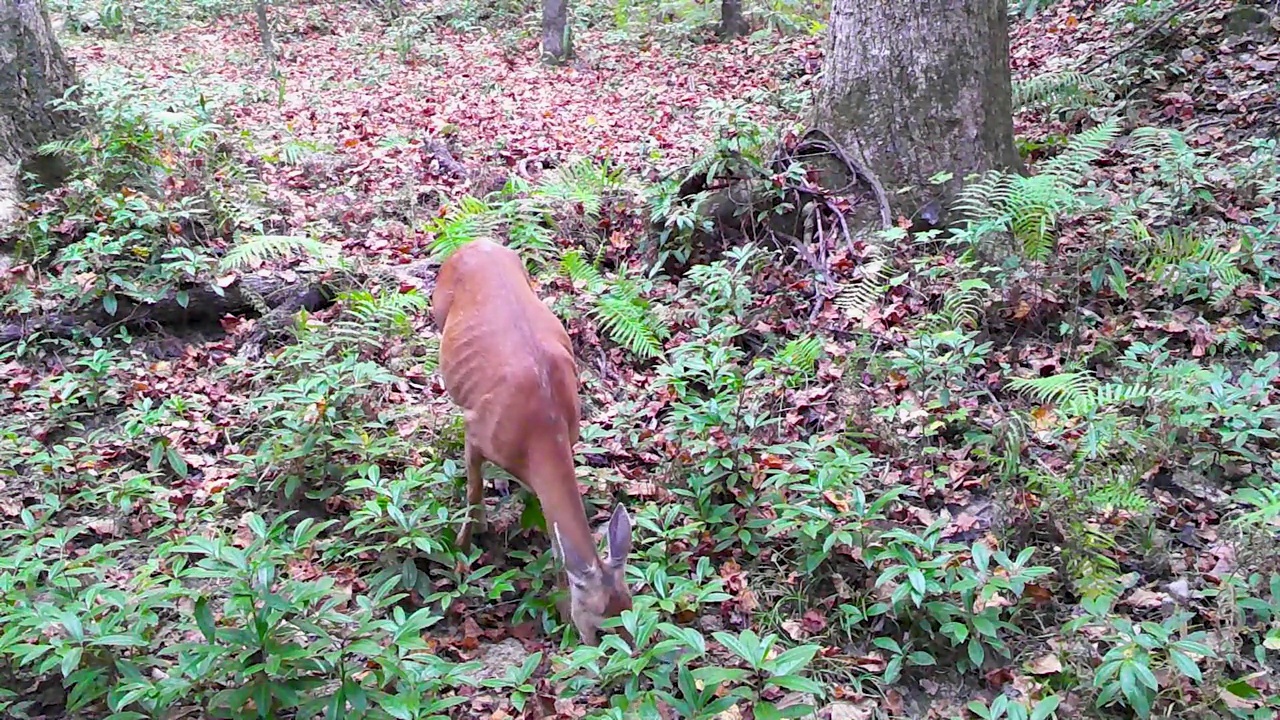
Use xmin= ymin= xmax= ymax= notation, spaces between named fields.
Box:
xmin=828 ymin=700 xmax=875 ymax=720
xmin=851 ymin=654 xmax=886 ymax=672
xmin=1030 ymin=405 xmax=1057 ymax=431
xmin=716 ymin=704 xmax=742 ymax=720
xmin=823 ymin=490 xmax=850 ymax=513
xmin=1122 ymin=587 xmax=1170 ymax=609
xmin=87 ymin=518 xmax=119 ymax=537
xmin=1026 ymin=653 xmax=1063 ymax=675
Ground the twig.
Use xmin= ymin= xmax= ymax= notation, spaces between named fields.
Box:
xmin=825 ymin=198 xmax=856 ymax=259
xmin=1082 ymin=0 xmax=1201 ymax=74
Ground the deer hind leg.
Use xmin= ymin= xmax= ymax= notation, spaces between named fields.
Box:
xmin=458 ymin=436 xmax=487 ymax=552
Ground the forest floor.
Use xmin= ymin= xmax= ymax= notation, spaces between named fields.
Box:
xmin=2 ymin=0 xmax=1280 ymax=718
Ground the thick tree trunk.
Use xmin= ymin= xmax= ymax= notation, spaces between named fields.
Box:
xmin=814 ymin=0 xmax=1019 ymax=226
xmin=541 ymin=0 xmax=572 ymax=65
xmin=718 ymin=0 xmax=748 ymax=39
xmin=0 ymin=0 xmax=80 ymax=227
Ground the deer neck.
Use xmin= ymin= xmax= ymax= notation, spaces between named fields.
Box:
xmin=527 ymin=447 xmax=599 ymax=569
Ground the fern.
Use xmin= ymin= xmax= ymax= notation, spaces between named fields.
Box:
xmin=1234 ymin=483 xmax=1280 ymax=530
xmin=1008 ymin=370 xmax=1165 ymax=418
xmin=775 ymin=335 xmax=823 ymax=374
xmin=955 ymin=119 xmax=1121 ymax=260
xmin=594 ymin=283 xmax=666 ymax=360
xmin=219 ymin=234 xmax=343 ymax=272
xmin=1039 ymin=120 xmax=1121 ymax=185
xmin=426 ymin=196 xmax=496 ymax=261
xmin=534 ymin=157 xmax=625 ymax=221
xmin=760 ymin=335 xmax=824 ymax=388
xmin=560 ymin=252 xmax=667 ymax=360
xmin=560 ymin=250 xmax=606 ymax=292
xmin=923 ymin=278 xmax=991 ymax=333
xmin=1013 ymin=70 xmax=1107 ymax=110
xmin=835 ymin=227 xmax=899 ymax=319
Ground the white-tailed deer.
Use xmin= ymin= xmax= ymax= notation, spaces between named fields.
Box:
xmin=432 ymin=238 xmax=633 ymax=645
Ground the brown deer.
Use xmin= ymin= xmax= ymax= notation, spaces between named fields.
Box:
xmin=432 ymin=238 xmax=633 ymax=645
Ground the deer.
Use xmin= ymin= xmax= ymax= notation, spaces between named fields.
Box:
xmin=431 ymin=237 xmax=634 ymax=645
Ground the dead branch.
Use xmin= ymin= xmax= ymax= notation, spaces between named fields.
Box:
xmin=1082 ymin=0 xmax=1203 ymax=74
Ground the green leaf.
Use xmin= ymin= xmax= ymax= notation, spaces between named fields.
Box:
xmin=400 ymin=557 xmax=418 ymax=590
xmin=1030 ymin=695 xmax=1061 ymax=720
xmin=872 ymin=636 xmax=902 ymax=654
xmin=766 ymin=674 xmax=825 ymax=695
xmin=908 ymin=568 xmax=927 ymax=597
xmin=93 ymin=634 xmax=147 ymax=647
xmin=753 ymin=703 xmax=784 ymax=720
xmin=1222 ymin=678 xmax=1261 ymax=700
xmin=764 ymin=644 xmax=818 ymax=677
xmin=972 ymin=615 xmax=998 ymax=637
xmin=942 ymin=622 xmax=969 ymax=644
xmin=967 ymin=638 xmax=985 ymax=667
xmin=884 ymin=655 xmax=903 ymax=684
xmin=194 ymin=596 xmax=216 ymax=642
xmin=1168 ymin=650 xmax=1202 ymax=683
xmin=60 ymin=647 xmax=83 ymax=678
xmin=166 ymin=447 xmax=188 ymax=477
xmin=972 ymin=542 xmax=992 ymax=572
xmin=1131 ymin=660 xmax=1159 ymax=690
xmin=907 ymin=651 xmax=936 ymax=666
xmin=103 ymin=293 xmax=118 ymax=316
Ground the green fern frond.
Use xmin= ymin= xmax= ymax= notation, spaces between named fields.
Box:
xmin=1234 ymin=482 xmax=1280 ymax=530
xmin=534 ymin=157 xmax=624 ymax=221
xmin=426 ymin=196 xmax=496 ymax=261
xmin=560 ymin=250 xmax=606 ymax=292
xmin=1040 ymin=118 xmax=1121 ymax=184
xmin=219 ymin=234 xmax=342 ymax=272
xmin=1013 ymin=71 xmax=1107 ymax=109
xmin=594 ymin=290 xmax=666 ymax=360
xmin=775 ymin=335 xmax=823 ymax=374
xmin=1129 ymin=126 xmax=1191 ymax=160
xmin=939 ymin=278 xmax=992 ymax=330
xmin=1007 ymin=371 xmax=1098 ymax=411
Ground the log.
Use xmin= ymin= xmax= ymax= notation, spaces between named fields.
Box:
xmin=0 ymin=270 xmax=332 ymax=343
xmin=0 ymin=258 xmax=440 ymax=345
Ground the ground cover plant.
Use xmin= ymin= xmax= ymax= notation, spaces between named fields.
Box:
xmin=1 ymin=0 xmax=1279 ymax=718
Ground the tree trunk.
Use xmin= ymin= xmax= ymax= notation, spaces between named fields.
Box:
xmin=253 ymin=0 xmax=276 ymax=71
xmin=0 ymin=0 xmax=80 ymax=227
xmin=718 ymin=0 xmax=748 ymax=39
xmin=541 ymin=0 xmax=572 ymax=65
xmin=814 ymin=0 xmax=1019 ymax=227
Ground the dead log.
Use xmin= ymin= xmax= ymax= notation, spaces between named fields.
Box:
xmin=0 ymin=258 xmax=441 ymax=345
xmin=0 ymin=270 xmax=332 ymax=343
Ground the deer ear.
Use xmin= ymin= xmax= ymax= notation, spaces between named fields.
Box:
xmin=604 ymin=504 xmax=632 ymax=568
xmin=554 ymin=522 xmax=595 ymax=580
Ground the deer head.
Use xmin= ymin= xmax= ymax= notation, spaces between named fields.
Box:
xmin=554 ymin=504 xmax=633 ymax=646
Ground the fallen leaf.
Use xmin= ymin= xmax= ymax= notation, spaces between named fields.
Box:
xmin=1026 ymin=653 xmax=1063 ymax=675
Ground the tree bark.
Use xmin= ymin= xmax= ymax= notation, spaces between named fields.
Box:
xmin=541 ymin=0 xmax=573 ymax=65
xmin=813 ymin=0 xmax=1019 ymax=227
xmin=0 ymin=0 xmax=80 ymax=227
xmin=718 ymin=0 xmax=749 ymax=39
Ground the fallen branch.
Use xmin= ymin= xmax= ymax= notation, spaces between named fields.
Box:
xmin=1082 ymin=0 xmax=1202 ymax=74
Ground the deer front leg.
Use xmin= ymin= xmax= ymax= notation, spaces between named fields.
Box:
xmin=457 ymin=436 xmax=487 ymax=552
